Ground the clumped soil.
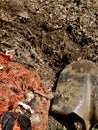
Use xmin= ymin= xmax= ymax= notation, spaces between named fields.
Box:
xmin=0 ymin=0 xmax=98 ymax=129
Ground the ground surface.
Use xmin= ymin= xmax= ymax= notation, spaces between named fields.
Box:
xmin=0 ymin=0 xmax=98 ymax=129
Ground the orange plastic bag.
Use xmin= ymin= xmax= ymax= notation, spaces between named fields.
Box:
xmin=0 ymin=51 xmax=50 ymax=130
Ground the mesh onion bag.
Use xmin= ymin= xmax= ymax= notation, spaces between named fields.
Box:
xmin=0 ymin=52 xmax=50 ymax=130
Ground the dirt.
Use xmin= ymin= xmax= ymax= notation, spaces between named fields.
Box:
xmin=0 ymin=0 xmax=98 ymax=129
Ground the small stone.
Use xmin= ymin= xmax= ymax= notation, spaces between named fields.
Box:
xmin=30 ymin=114 xmax=42 ymax=124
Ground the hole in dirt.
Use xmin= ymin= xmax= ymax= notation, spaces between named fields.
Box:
xmin=31 ymin=54 xmax=35 ymax=59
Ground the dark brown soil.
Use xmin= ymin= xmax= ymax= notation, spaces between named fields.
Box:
xmin=0 ymin=0 xmax=98 ymax=129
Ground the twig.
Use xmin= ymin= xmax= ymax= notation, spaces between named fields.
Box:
xmin=33 ymin=89 xmax=54 ymax=100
